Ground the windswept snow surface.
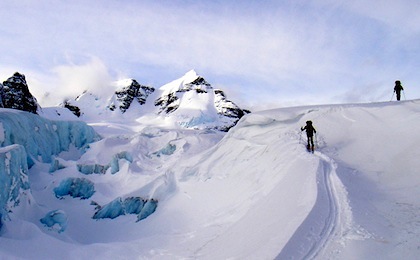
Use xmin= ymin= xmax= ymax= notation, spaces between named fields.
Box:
xmin=0 ymin=100 xmax=419 ymax=259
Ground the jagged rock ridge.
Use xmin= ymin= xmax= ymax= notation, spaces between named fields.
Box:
xmin=214 ymin=89 xmax=250 ymax=118
xmin=109 ymin=79 xmax=155 ymax=113
xmin=0 ymin=72 xmax=40 ymax=114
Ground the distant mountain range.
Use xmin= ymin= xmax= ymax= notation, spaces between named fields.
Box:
xmin=0 ymin=70 xmax=250 ymax=131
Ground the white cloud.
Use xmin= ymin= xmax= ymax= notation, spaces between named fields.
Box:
xmin=29 ymin=56 xmax=114 ymax=106
xmin=1 ymin=0 xmax=419 ymax=108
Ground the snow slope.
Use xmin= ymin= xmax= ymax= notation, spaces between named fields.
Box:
xmin=0 ymin=99 xmax=419 ymax=259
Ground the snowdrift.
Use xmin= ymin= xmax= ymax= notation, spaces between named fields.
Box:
xmin=0 ymin=100 xmax=419 ymax=259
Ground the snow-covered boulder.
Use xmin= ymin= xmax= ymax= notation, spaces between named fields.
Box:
xmin=1 ymin=72 xmax=40 ymax=114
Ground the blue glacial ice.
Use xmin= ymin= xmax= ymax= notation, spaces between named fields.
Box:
xmin=40 ymin=210 xmax=68 ymax=233
xmin=152 ymin=143 xmax=176 ymax=157
xmin=0 ymin=109 xmax=100 ymax=224
xmin=54 ymin=177 xmax=95 ymax=200
xmin=0 ymin=109 xmax=100 ymax=167
xmin=78 ymin=151 xmax=133 ymax=175
xmin=93 ymin=197 xmax=157 ymax=221
xmin=137 ymin=199 xmax=158 ymax=221
xmin=0 ymin=144 xmax=29 ymax=220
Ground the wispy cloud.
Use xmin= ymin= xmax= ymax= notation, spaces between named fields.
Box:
xmin=1 ymin=0 xmax=419 ymax=109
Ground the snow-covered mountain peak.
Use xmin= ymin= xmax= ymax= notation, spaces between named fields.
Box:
xmin=58 ymin=70 xmax=248 ymax=131
xmin=109 ymin=79 xmax=155 ymax=113
xmin=152 ymin=70 xmax=248 ymax=131
xmin=159 ymin=69 xmax=212 ymax=96
xmin=113 ymin=78 xmax=136 ymax=92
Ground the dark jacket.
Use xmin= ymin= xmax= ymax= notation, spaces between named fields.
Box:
xmin=301 ymin=124 xmax=316 ymax=137
xmin=394 ymin=84 xmax=404 ymax=93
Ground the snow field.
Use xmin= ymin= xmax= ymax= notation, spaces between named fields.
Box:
xmin=0 ymin=100 xmax=419 ymax=259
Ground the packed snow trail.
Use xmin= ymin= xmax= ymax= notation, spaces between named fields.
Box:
xmin=276 ymin=151 xmax=348 ymax=259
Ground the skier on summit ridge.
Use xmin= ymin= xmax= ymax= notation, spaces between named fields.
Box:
xmin=394 ymin=80 xmax=404 ymax=101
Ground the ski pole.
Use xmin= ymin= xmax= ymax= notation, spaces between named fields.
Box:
xmin=403 ymin=90 xmax=407 ymax=100
xmin=299 ymin=130 xmax=302 ymax=144
xmin=390 ymin=92 xmax=394 ymax=101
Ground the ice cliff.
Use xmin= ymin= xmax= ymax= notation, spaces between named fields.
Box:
xmin=0 ymin=109 xmax=100 ymax=224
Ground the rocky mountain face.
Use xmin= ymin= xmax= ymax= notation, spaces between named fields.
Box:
xmin=109 ymin=79 xmax=155 ymax=113
xmin=154 ymin=70 xmax=250 ymax=131
xmin=0 ymin=72 xmax=40 ymax=114
xmin=62 ymin=70 xmax=249 ymax=131
xmin=0 ymin=70 xmax=249 ymax=131
xmin=214 ymin=89 xmax=250 ymax=118
xmin=155 ymin=75 xmax=212 ymax=114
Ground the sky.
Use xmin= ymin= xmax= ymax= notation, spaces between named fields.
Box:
xmin=0 ymin=0 xmax=419 ymax=111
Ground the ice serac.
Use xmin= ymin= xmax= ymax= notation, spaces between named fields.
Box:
xmin=0 ymin=109 xmax=100 ymax=167
xmin=92 ymin=197 xmax=158 ymax=221
xmin=54 ymin=177 xmax=95 ymax=199
xmin=0 ymin=144 xmax=30 ymax=221
xmin=1 ymin=72 xmax=40 ymax=114
xmin=0 ymin=109 xmax=100 ymax=225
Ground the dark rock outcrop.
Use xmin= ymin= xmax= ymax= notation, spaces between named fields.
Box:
xmin=214 ymin=89 xmax=249 ymax=119
xmin=63 ymin=100 xmax=81 ymax=117
xmin=1 ymin=72 xmax=40 ymax=114
xmin=113 ymin=79 xmax=155 ymax=113
xmin=154 ymin=92 xmax=179 ymax=114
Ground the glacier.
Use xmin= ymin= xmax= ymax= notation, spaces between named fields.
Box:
xmin=0 ymin=109 xmax=100 ymax=167
xmin=0 ymin=109 xmax=100 ymax=224
xmin=0 ymin=97 xmax=419 ymax=259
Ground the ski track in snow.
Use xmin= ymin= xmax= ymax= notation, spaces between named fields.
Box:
xmin=277 ymin=150 xmax=350 ymax=259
